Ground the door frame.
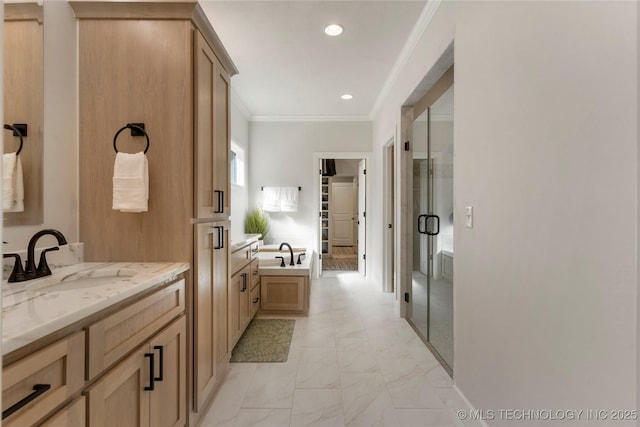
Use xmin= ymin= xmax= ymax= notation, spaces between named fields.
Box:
xmin=383 ymin=136 xmax=395 ymax=294
xmin=312 ymin=152 xmax=370 ymax=278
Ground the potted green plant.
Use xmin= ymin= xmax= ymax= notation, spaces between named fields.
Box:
xmin=245 ymin=208 xmax=269 ymax=242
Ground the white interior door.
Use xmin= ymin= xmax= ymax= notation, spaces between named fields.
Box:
xmin=331 ymin=182 xmax=355 ymax=246
xmin=358 ymin=160 xmax=366 ymax=275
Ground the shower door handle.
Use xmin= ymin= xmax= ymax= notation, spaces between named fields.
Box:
xmin=426 ymin=215 xmax=440 ymax=236
xmin=417 ymin=214 xmax=428 ymax=234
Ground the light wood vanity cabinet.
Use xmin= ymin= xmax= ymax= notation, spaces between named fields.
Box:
xmin=71 ymin=2 xmax=237 ymax=425
xmin=2 ymin=277 xmax=187 ymax=427
xmin=229 ymin=241 xmax=260 ymax=350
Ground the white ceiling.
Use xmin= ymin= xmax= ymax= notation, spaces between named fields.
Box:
xmin=201 ymin=1 xmax=428 ymax=120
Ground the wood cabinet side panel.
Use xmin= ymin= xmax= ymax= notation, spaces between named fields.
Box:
xmin=260 ymin=276 xmax=306 ymax=312
xmin=3 ymin=19 xmax=43 ymax=225
xmin=78 ymin=20 xmax=194 ymax=262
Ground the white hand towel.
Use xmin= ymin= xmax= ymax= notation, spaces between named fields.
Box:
xmin=280 ymin=187 xmax=298 ymax=212
xmin=2 ymin=152 xmax=24 ymax=212
xmin=262 ymin=187 xmax=280 ymax=212
xmin=112 ymin=151 xmax=148 ymax=212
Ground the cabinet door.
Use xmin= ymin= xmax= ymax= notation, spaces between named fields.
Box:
xmin=194 ymin=222 xmax=229 ymax=412
xmin=213 ymin=223 xmax=230 ymax=377
xmin=239 ymin=266 xmax=252 ymax=332
xmin=229 ymin=266 xmax=250 ymax=348
xmin=149 ymin=317 xmax=187 ymax=427
xmin=194 ymin=30 xmax=230 ymax=219
xmin=260 ymin=276 xmax=306 ymax=312
xmin=85 ymin=347 xmax=150 ymax=427
xmin=212 ymin=55 xmax=230 ymax=218
xmin=250 ymin=284 xmax=261 ymax=318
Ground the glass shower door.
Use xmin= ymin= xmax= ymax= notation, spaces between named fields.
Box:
xmin=410 ymin=83 xmax=454 ymax=372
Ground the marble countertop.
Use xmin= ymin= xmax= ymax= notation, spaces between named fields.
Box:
xmin=230 ymin=234 xmax=261 ymax=252
xmin=2 ymin=262 xmax=189 ymax=356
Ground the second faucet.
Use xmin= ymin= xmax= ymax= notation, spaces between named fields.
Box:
xmin=278 ymin=242 xmax=295 ymax=266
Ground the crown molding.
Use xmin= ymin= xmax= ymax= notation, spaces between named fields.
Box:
xmin=251 ymin=115 xmax=371 ymax=123
xmin=368 ymin=0 xmax=442 ymax=120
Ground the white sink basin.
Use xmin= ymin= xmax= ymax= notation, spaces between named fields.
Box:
xmin=26 ymin=269 xmax=138 ymax=292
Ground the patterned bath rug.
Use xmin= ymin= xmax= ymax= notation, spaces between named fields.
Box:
xmin=230 ymin=319 xmax=296 ymax=363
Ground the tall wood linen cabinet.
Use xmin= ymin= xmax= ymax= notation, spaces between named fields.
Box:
xmin=71 ymin=2 xmax=237 ymax=425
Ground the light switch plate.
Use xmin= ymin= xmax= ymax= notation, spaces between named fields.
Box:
xmin=465 ymin=206 xmax=473 ymax=228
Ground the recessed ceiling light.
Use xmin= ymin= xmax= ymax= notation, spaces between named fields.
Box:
xmin=324 ymin=24 xmax=343 ymax=36
xmin=341 ymin=94 xmax=353 ymax=100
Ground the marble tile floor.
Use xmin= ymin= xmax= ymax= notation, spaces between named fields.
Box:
xmin=200 ymin=272 xmax=479 ymax=427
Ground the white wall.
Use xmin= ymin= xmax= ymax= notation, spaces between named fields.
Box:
xmin=230 ymin=94 xmax=250 ymax=240
xmin=249 ymin=121 xmax=371 ymax=249
xmin=4 ymin=1 xmax=78 ymax=251
xmin=372 ymin=1 xmax=637 ymax=422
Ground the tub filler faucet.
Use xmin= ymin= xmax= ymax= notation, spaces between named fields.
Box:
xmin=278 ymin=242 xmax=295 ymax=266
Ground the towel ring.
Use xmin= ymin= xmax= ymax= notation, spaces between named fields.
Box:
xmin=3 ymin=124 xmax=23 ymax=155
xmin=113 ymin=123 xmax=149 ymax=154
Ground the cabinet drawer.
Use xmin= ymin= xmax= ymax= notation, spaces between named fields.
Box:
xmin=39 ymin=396 xmax=86 ymax=427
xmin=250 ymin=284 xmax=260 ymax=318
xmin=87 ymin=279 xmax=185 ymax=380
xmin=231 ymin=246 xmax=250 ymax=274
xmin=250 ymin=259 xmax=260 ymax=289
xmin=2 ymin=331 xmax=84 ymax=427
xmin=231 ymin=243 xmax=259 ymax=275
xmin=250 ymin=242 xmax=259 ymax=258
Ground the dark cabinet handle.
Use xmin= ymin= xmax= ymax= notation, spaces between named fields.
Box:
xmin=153 ymin=345 xmax=164 ymax=382
xmin=253 ymin=298 xmax=260 ymax=304
xmin=144 ymin=353 xmax=155 ymax=391
xmin=214 ymin=190 xmax=224 ymax=213
xmin=241 ymin=273 xmax=247 ymax=292
xmin=2 ymin=384 xmax=51 ymax=419
xmin=214 ymin=226 xmax=224 ymax=250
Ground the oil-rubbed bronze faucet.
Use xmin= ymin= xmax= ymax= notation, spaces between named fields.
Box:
xmin=278 ymin=242 xmax=295 ymax=266
xmin=23 ymin=229 xmax=68 ymax=280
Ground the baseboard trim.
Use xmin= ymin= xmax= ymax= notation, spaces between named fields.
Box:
xmin=453 ymin=383 xmax=491 ymax=427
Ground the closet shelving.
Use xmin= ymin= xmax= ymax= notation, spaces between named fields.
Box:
xmin=321 ymin=176 xmax=331 ymax=255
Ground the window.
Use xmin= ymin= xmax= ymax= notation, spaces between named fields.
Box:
xmin=230 ymin=141 xmax=245 ymax=186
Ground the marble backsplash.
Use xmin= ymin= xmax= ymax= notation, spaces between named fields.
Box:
xmin=3 ymin=243 xmax=84 ymax=280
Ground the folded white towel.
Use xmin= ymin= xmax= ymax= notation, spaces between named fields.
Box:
xmin=112 ymin=152 xmax=148 ymax=212
xmin=3 ymin=152 xmax=24 ymax=212
xmin=262 ymin=187 xmax=280 ymax=212
xmin=280 ymin=187 xmax=298 ymax=212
